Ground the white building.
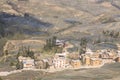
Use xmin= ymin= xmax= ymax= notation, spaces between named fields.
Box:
xmin=56 ymin=39 xmax=65 ymax=47
xmin=23 ymin=59 xmax=35 ymax=69
xmin=117 ymin=51 xmax=120 ymax=57
xmin=53 ymin=53 xmax=67 ymax=69
xmin=85 ymin=48 xmax=94 ymax=55
xmin=18 ymin=56 xmax=35 ymax=69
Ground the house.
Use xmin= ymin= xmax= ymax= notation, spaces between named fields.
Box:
xmin=85 ymin=56 xmax=91 ymax=66
xmin=85 ymin=48 xmax=94 ymax=55
xmin=18 ymin=56 xmax=31 ymax=62
xmin=18 ymin=56 xmax=35 ymax=69
xmin=35 ymin=60 xmax=43 ymax=69
xmin=68 ymin=53 xmax=79 ymax=60
xmin=35 ymin=57 xmax=53 ymax=69
xmin=70 ymin=60 xmax=81 ymax=69
xmin=115 ymin=57 xmax=120 ymax=62
xmin=117 ymin=51 xmax=120 ymax=56
xmin=35 ymin=60 xmax=47 ymax=69
xmin=90 ymin=58 xmax=102 ymax=66
xmin=22 ymin=59 xmax=35 ymax=69
xmin=100 ymin=53 xmax=114 ymax=64
xmin=53 ymin=53 xmax=67 ymax=69
xmin=56 ymin=39 xmax=65 ymax=47
xmin=92 ymin=53 xmax=100 ymax=58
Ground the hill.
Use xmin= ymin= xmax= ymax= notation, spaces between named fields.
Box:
xmin=0 ymin=0 xmax=120 ymax=52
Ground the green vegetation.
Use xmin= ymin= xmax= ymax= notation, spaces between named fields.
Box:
xmin=17 ymin=46 xmax=35 ymax=59
xmin=10 ymin=62 xmax=14 ymax=66
xmin=0 ymin=26 xmax=5 ymax=38
xmin=100 ymin=17 xmax=116 ymax=24
xmin=103 ymin=30 xmax=120 ymax=38
xmin=0 ymin=21 xmax=27 ymax=54
xmin=0 ymin=38 xmax=7 ymax=54
xmin=0 ymin=77 xmax=3 ymax=80
xmin=16 ymin=46 xmax=35 ymax=69
xmin=16 ymin=60 xmax=23 ymax=69
xmin=79 ymin=37 xmax=88 ymax=55
xmin=43 ymin=36 xmax=63 ymax=54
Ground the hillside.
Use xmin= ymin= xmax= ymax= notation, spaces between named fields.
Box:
xmin=0 ymin=0 xmax=119 ymax=37
xmin=0 ymin=1 xmax=120 ymax=80
xmin=0 ymin=0 xmax=119 ymax=54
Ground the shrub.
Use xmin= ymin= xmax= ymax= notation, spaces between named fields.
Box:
xmin=0 ymin=77 xmax=3 ymax=80
xmin=10 ymin=62 xmax=14 ymax=66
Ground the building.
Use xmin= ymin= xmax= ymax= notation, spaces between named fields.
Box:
xmin=116 ymin=50 xmax=120 ymax=62
xmin=100 ymin=53 xmax=114 ymax=64
xmin=22 ymin=59 xmax=35 ymax=69
xmin=85 ymin=56 xmax=91 ymax=66
xmin=117 ymin=51 xmax=120 ymax=56
xmin=35 ymin=60 xmax=46 ymax=69
xmin=53 ymin=53 xmax=67 ymax=69
xmin=90 ymin=58 xmax=102 ymax=66
xmin=85 ymin=48 xmax=94 ymax=55
xmin=70 ymin=60 xmax=81 ymax=68
xmin=56 ymin=39 xmax=65 ymax=47
xmin=92 ymin=53 xmax=100 ymax=58
xmin=18 ymin=56 xmax=30 ymax=62
xmin=68 ymin=53 xmax=79 ymax=60
xmin=18 ymin=56 xmax=35 ymax=69
xmin=115 ymin=57 xmax=120 ymax=62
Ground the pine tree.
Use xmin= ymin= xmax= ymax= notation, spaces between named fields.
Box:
xmin=79 ymin=38 xmax=88 ymax=55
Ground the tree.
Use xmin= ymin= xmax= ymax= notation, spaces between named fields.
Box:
xmin=114 ymin=32 xmax=119 ymax=38
xmin=4 ymin=50 xmax=8 ymax=56
xmin=0 ymin=26 xmax=5 ymax=38
xmin=52 ymin=36 xmax=57 ymax=47
xmin=79 ymin=38 xmax=88 ymax=55
xmin=17 ymin=46 xmax=35 ymax=59
xmin=43 ymin=36 xmax=58 ymax=52
xmin=27 ymin=50 xmax=34 ymax=59
xmin=16 ymin=60 xmax=23 ymax=69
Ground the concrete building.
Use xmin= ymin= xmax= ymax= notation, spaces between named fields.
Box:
xmin=115 ymin=56 xmax=120 ymax=62
xmin=85 ymin=48 xmax=94 ymax=55
xmin=100 ymin=53 xmax=114 ymax=64
xmin=92 ymin=53 xmax=100 ymax=58
xmin=56 ymin=39 xmax=65 ymax=47
xmin=22 ymin=59 xmax=35 ymax=69
xmin=116 ymin=50 xmax=120 ymax=62
xmin=53 ymin=53 xmax=67 ymax=69
xmin=85 ymin=56 xmax=91 ymax=66
xmin=18 ymin=56 xmax=35 ymax=69
xmin=35 ymin=60 xmax=47 ymax=69
xmin=18 ymin=56 xmax=31 ymax=62
xmin=70 ymin=60 xmax=81 ymax=68
xmin=90 ymin=58 xmax=102 ymax=66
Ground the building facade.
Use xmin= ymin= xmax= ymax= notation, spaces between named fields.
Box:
xmin=22 ymin=59 xmax=35 ymax=69
xmin=71 ymin=60 xmax=81 ymax=68
xmin=90 ymin=58 xmax=102 ymax=66
xmin=53 ymin=53 xmax=67 ymax=69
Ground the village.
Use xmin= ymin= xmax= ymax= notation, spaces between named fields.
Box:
xmin=16 ymin=39 xmax=120 ymax=72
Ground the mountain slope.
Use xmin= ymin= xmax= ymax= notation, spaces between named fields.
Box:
xmin=0 ymin=0 xmax=120 ymax=39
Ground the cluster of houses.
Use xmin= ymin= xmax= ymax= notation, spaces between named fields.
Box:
xmin=17 ymin=41 xmax=120 ymax=70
